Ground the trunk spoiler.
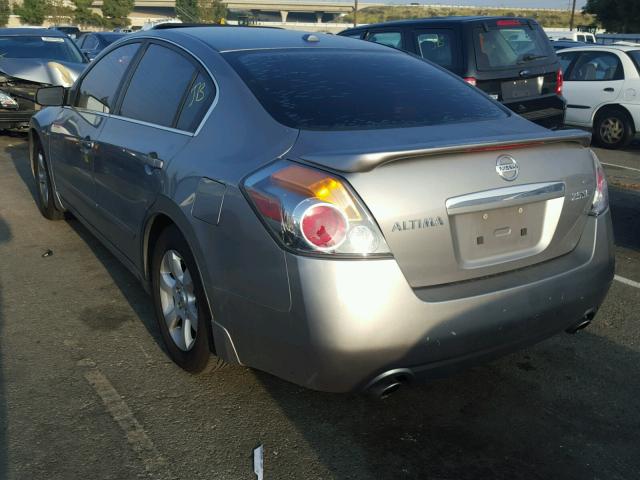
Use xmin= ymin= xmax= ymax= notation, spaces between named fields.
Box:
xmin=299 ymin=129 xmax=591 ymax=173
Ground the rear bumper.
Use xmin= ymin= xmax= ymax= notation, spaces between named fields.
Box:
xmin=220 ymin=211 xmax=614 ymax=393
xmin=0 ymin=109 xmax=34 ymax=128
xmin=504 ymin=94 xmax=566 ymax=129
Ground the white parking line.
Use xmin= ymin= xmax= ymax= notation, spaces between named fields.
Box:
xmin=602 ymin=162 xmax=640 ymax=173
xmin=614 ymin=274 xmax=640 ymax=289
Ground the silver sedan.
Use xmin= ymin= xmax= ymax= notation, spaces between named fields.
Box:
xmin=30 ymin=27 xmax=614 ymax=396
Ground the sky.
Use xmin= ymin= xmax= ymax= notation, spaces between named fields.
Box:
xmin=384 ymin=0 xmax=587 ymax=9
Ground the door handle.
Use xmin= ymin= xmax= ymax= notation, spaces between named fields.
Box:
xmin=142 ymin=151 xmax=164 ymax=170
xmin=80 ymin=136 xmax=94 ymax=151
xmin=603 ymin=87 xmax=615 ymax=92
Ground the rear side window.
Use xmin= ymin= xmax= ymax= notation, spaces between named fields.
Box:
xmin=473 ymin=21 xmax=552 ymax=70
xmin=224 ymin=49 xmax=507 ymax=130
xmin=119 ymin=44 xmax=196 ymax=128
xmin=626 ymin=50 xmax=640 ymax=74
xmin=366 ymin=31 xmax=402 ymax=49
xmin=176 ymin=71 xmax=216 ymax=132
xmin=567 ymin=51 xmax=623 ymax=81
xmin=76 ymin=42 xmax=140 ymax=113
xmin=415 ymin=30 xmax=455 ymax=69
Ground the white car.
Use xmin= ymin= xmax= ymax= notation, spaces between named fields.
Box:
xmin=558 ymin=45 xmax=640 ymax=149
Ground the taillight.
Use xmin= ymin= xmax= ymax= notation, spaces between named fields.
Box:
xmin=589 ymin=150 xmax=609 ymax=216
xmin=556 ymin=69 xmax=563 ymax=96
xmin=244 ymin=161 xmax=391 ymax=256
xmin=497 ymin=19 xmax=521 ymax=26
xmin=463 ymin=77 xmax=477 ymax=87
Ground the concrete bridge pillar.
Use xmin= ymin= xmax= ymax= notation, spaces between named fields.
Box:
xmin=280 ymin=10 xmax=289 ymax=23
xmin=315 ymin=11 xmax=323 ymax=23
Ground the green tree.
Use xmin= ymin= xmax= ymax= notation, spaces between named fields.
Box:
xmin=73 ymin=0 xmax=104 ymax=27
xmin=176 ymin=0 xmax=199 ymax=22
xmin=101 ymin=0 xmax=134 ymax=28
xmin=49 ymin=0 xmax=73 ymax=24
xmin=199 ymin=0 xmax=227 ymax=23
xmin=584 ymin=0 xmax=640 ymax=33
xmin=14 ymin=0 xmax=50 ymax=25
xmin=0 ymin=0 xmax=10 ymax=27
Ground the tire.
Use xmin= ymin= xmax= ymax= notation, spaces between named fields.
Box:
xmin=34 ymin=141 xmax=64 ymax=220
xmin=151 ymin=225 xmax=218 ymax=373
xmin=593 ymin=108 xmax=634 ymax=149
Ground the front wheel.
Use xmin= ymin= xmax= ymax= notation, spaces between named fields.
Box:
xmin=593 ymin=109 xmax=634 ymax=149
xmin=151 ymin=225 xmax=219 ymax=373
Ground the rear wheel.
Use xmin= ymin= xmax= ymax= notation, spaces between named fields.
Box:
xmin=151 ymin=225 xmax=219 ymax=373
xmin=593 ymin=108 xmax=634 ymax=149
xmin=34 ymin=143 xmax=64 ymax=220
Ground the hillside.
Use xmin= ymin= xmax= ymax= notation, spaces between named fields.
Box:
xmin=343 ymin=6 xmax=596 ymax=29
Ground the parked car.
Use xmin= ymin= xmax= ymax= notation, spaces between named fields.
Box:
xmin=339 ymin=17 xmax=566 ymax=129
xmin=550 ymin=39 xmax=587 ymax=51
xmin=32 ymin=27 xmax=613 ymax=395
xmin=546 ymin=30 xmax=596 ymax=43
xmin=557 ymin=45 xmax=640 ymax=148
xmin=76 ymin=32 xmax=126 ymax=61
xmin=48 ymin=25 xmax=81 ymax=40
xmin=0 ymin=28 xmax=87 ymax=130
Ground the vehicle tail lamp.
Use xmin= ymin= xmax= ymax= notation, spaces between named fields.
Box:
xmin=589 ymin=150 xmax=609 ymax=216
xmin=463 ymin=77 xmax=477 ymax=86
xmin=556 ymin=69 xmax=563 ymax=95
xmin=243 ymin=161 xmax=391 ymax=256
xmin=496 ymin=19 xmax=521 ymax=26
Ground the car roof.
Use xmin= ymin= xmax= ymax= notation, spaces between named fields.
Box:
xmin=0 ymin=27 xmax=67 ymax=37
xmin=342 ymin=16 xmax=537 ymax=30
xmin=557 ymin=45 xmax=640 ymax=53
xmin=131 ymin=26 xmax=386 ymax=53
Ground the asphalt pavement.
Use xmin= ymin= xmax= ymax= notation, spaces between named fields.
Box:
xmin=0 ymin=133 xmax=638 ymax=480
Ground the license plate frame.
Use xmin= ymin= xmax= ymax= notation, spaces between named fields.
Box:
xmin=501 ymin=78 xmax=540 ymax=101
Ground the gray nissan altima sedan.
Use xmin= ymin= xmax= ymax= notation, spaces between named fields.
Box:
xmin=30 ymin=27 xmax=614 ymax=396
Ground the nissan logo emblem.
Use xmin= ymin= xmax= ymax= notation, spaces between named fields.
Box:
xmin=496 ymin=155 xmax=519 ymax=181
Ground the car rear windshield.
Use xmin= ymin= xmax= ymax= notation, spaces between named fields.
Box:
xmin=0 ymin=35 xmax=84 ymax=63
xmin=224 ymin=48 xmax=506 ymax=130
xmin=473 ymin=21 xmax=552 ymax=71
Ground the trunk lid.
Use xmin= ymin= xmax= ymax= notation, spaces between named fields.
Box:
xmin=288 ymin=120 xmax=594 ymax=288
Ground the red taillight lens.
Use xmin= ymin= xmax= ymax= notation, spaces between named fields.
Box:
xmin=556 ymin=69 xmax=563 ymax=96
xmin=589 ymin=150 xmax=609 ymax=216
xmin=300 ymin=203 xmax=348 ymax=250
xmin=464 ymin=77 xmax=477 ymax=86
xmin=244 ymin=161 xmax=390 ymax=256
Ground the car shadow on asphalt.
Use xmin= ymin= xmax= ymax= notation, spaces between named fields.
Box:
xmin=0 ymin=215 xmax=11 ymax=477
xmin=252 ymin=325 xmax=640 ymax=479
xmin=3 ymin=135 xmax=167 ymax=359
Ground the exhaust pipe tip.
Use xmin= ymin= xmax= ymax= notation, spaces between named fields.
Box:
xmin=364 ymin=368 xmax=414 ymax=399
xmin=566 ymin=309 xmax=596 ymax=334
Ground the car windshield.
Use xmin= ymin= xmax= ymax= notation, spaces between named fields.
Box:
xmin=100 ymin=34 xmax=124 ymax=46
xmin=224 ymin=48 xmax=507 ymax=130
xmin=473 ymin=21 xmax=552 ymax=70
xmin=0 ymin=35 xmax=85 ymax=63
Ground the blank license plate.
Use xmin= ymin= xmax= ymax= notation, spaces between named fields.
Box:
xmin=501 ymin=78 xmax=540 ymax=100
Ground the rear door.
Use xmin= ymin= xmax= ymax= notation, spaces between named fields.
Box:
xmin=50 ymin=42 xmax=140 ymax=222
xmin=562 ymin=50 xmax=625 ymax=126
xmin=92 ymin=41 xmax=216 ymax=265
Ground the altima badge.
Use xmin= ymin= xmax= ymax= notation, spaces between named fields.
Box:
xmin=496 ymin=155 xmax=519 ymax=181
xmin=392 ymin=217 xmax=444 ymax=232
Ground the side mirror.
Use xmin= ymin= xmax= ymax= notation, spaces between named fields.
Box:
xmin=36 ymin=86 xmax=66 ymax=106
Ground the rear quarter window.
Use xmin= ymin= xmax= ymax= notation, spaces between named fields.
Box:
xmin=224 ymin=48 xmax=507 ymax=131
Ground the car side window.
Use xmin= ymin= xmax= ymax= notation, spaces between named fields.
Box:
xmin=415 ymin=29 xmax=455 ymax=69
xmin=343 ymin=32 xmax=363 ymax=39
xmin=366 ymin=31 xmax=402 ymax=49
xmin=577 ymin=34 xmax=586 ymax=42
xmin=557 ymin=51 xmax=577 ymax=74
xmin=119 ymin=44 xmax=197 ymax=128
xmin=176 ymin=71 xmax=216 ymax=132
xmin=568 ymin=51 xmax=624 ymax=81
xmin=75 ymin=42 xmax=140 ymax=113
xmin=84 ymin=35 xmax=98 ymax=50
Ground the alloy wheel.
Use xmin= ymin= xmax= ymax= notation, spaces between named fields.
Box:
xmin=158 ymin=249 xmax=199 ymax=351
xmin=599 ymin=117 xmax=624 ymax=144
